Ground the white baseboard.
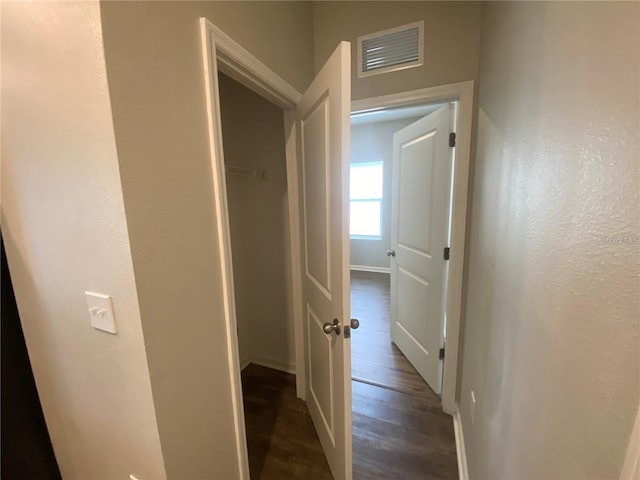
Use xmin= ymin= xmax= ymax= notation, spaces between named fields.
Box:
xmin=250 ymin=354 xmax=296 ymax=374
xmin=240 ymin=355 xmax=251 ymax=371
xmin=350 ymin=265 xmax=390 ymax=274
xmin=453 ymin=408 xmax=469 ymax=480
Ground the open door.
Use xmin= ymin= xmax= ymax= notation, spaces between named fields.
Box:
xmin=389 ymin=105 xmax=452 ymax=395
xmin=296 ymin=42 xmax=352 ymax=479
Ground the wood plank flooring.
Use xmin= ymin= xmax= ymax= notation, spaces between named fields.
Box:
xmin=350 ymin=270 xmax=457 ymax=479
xmin=352 ymin=380 xmax=458 ymax=479
xmin=351 ymin=271 xmax=434 ymax=397
xmin=241 ymin=364 xmax=333 ymax=479
xmin=240 ymin=271 xmax=457 ymax=479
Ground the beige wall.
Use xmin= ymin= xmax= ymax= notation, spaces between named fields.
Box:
xmin=219 ymin=74 xmax=295 ymax=372
xmin=0 ymin=2 xmax=166 ymax=478
xmin=350 ymin=117 xmax=422 ymax=270
xmin=459 ymin=2 xmax=640 ymax=478
xmin=312 ymin=1 xmax=483 ymax=100
xmin=99 ymin=1 xmax=315 ymax=477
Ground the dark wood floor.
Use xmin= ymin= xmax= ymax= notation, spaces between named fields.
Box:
xmin=241 ymin=364 xmax=333 ymax=479
xmin=240 ymin=271 xmax=457 ymax=479
xmin=350 ymin=270 xmax=458 ymax=479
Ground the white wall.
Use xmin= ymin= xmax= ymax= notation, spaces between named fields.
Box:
xmin=459 ymin=2 xmax=639 ymax=478
xmin=312 ymin=1 xmax=483 ymax=100
xmin=350 ymin=117 xmax=421 ymax=270
xmin=0 ymin=2 xmax=166 ymax=478
xmin=219 ymin=74 xmax=295 ymax=373
xmin=99 ymin=2 xmax=315 ymax=477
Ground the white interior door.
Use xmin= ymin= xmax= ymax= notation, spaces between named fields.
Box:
xmin=389 ymin=105 xmax=452 ymax=395
xmin=297 ymin=42 xmax=352 ymax=479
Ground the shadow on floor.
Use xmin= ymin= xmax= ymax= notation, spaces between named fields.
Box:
xmin=241 ymin=364 xmax=332 ymax=479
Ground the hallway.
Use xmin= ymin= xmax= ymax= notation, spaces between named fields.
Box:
xmin=241 ymin=271 xmax=457 ymax=479
xmin=350 ymin=270 xmax=458 ymax=479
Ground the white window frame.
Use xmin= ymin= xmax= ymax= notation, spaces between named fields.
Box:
xmin=349 ymin=161 xmax=383 ymax=240
xmin=357 ymin=21 xmax=424 ymax=79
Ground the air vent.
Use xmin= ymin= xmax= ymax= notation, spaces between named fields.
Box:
xmin=358 ymin=21 xmax=424 ymax=78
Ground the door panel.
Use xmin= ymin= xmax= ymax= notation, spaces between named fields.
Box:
xmin=302 ymin=98 xmax=331 ymax=296
xmin=297 ymin=42 xmax=351 ymax=479
xmin=397 ymin=132 xmax=435 ymax=255
xmin=390 ymin=105 xmax=452 ymax=395
xmin=308 ymin=304 xmax=335 ymax=440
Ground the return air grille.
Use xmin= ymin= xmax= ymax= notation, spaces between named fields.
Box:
xmin=358 ymin=21 xmax=424 ymax=78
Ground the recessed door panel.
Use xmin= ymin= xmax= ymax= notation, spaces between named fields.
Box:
xmin=307 ymin=305 xmax=334 ymax=443
xmin=397 ymin=130 xmax=436 ymax=256
xmin=302 ymin=100 xmax=331 ymax=298
xmin=396 ymin=267 xmax=432 ymax=349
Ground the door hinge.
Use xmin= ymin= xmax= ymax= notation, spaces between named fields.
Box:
xmin=444 ymin=247 xmax=450 ymax=260
xmin=439 ymin=347 xmax=445 ymax=360
xmin=449 ymin=132 xmax=456 ymax=148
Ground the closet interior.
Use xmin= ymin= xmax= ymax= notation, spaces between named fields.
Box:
xmin=219 ymin=72 xmax=295 ymax=374
xmin=218 ymin=72 xmax=336 ymax=477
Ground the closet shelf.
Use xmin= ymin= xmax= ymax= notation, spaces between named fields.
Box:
xmin=225 ymin=165 xmax=269 ymax=180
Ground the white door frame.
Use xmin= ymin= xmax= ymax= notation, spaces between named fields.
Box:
xmin=200 ymin=18 xmax=307 ymax=480
xmin=352 ymin=81 xmax=474 ymax=415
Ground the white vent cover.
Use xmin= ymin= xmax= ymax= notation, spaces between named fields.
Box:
xmin=357 ymin=21 xmax=424 ymax=78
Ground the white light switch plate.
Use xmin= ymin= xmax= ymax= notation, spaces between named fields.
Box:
xmin=85 ymin=291 xmax=117 ymax=334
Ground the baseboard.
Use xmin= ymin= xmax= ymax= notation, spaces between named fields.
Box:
xmin=240 ymin=355 xmax=251 ymax=371
xmin=250 ymin=354 xmax=296 ymax=375
xmin=350 ymin=265 xmax=390 ymax=274
xmin=453 ymin=407 xmax=469 ymax=480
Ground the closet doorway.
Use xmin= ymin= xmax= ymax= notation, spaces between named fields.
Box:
xmin=217 ymin=73 xmax=331 ymax=478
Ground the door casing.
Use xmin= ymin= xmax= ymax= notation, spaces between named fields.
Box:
xmin=200 ymin=18 xmax=306 ymax=480
xmin=352 ymin=82 xmax=474 ymax=416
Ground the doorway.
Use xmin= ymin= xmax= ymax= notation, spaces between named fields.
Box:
xmin=349 ymin=103 xmax=458 ymax=477
xmin=202 ymin=18 xmax=475 ymax=479
xmin=350 ymin=104 xmax=448 ymax=390
xmin=202 ymin=20 xmax=354 ymax=478
xmin=218 ymin=72 xmax=331 ymax=478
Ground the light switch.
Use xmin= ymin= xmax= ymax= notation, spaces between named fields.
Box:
xmin=85 ymin=291 xmax=117 ymax=334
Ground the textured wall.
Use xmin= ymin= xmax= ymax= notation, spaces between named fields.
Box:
xmin=219 ymin=74 xmax=295 ymax=372
xmin=312 ymin=1 xmax=483 ymax=100
xmin=1 ymin=2 xmax=166 ymax=478
xmin=99 ymin=2 xmax=315 ymax=477
xmin=459 ymin=2 xmax=640 ymax=478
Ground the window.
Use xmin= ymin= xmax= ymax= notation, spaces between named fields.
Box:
xmin=350 ymin=161 xmax=383 ymax=239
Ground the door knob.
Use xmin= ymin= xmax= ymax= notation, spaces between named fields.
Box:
xmin=350 ymin=318 xmax=360 ymax=329
xmin=386 ymin=249 xmax=396 ymax=257
xmin=322 ymin=319 xmax=341 ymax=335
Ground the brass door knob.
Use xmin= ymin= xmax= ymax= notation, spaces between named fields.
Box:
xmin=350 ymin=318 xmax=360 ymax=329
